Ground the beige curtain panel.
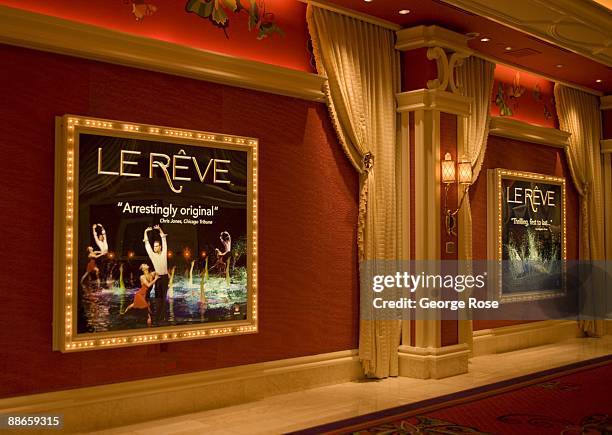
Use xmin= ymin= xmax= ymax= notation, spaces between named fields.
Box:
xmin=555 ymin=84 xmax=605 ymax=337
xmin=456 ymin=56 xmax=496 ymax=262
xmin=307 ymin=5 xmax=401 ymax=378
xmin=455 ymin=56 xmax=495 ymax=349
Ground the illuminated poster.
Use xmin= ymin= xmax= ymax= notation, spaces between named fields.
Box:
xmin=53 ymin=116 xmax=257 ymax=352
xmin=488 ymin=169 xmax=566 ymax=302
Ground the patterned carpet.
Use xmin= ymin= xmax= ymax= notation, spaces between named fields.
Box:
xmin=291 ymin=355 xmax=612 ymax=434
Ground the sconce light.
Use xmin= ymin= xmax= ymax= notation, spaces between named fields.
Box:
xmin=442 ymin=153 xmax=456 ymax=184
xmin=442 ymin=153 xmax=472 ymax=237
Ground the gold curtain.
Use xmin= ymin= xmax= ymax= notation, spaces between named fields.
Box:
xmin=307 ymin=5 xmax=401 ymax=377
xmin=456 ymin=57 xmax=496 ymax=261
xmin=554 ymin=84 xmax=605 ymax=337
xmin=454 ymin=57 xmax=495 ymax=347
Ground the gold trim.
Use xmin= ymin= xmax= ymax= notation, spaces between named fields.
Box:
xmin=0 ymin=5 xmax=326 ymax=102
xmin=487 ymin=169 xmax=567 ymax=304
xmin=53 ymin=115 xmax=258 ymax=352
xmin=601 ymin=139 xmax=612 ymax=154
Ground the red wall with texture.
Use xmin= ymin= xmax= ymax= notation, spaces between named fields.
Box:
xmin=0 ymin=44 xmax=359 ymax=398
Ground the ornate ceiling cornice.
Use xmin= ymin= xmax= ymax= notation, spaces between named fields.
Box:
xmin=441 ymin=0 xmax=612 ymax=67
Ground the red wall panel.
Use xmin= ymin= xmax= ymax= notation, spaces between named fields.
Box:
xmin=440 ymin=113 xmax=458 ymax=347
xmin=0 ymin=44 xmax=359 ymax=398
xmin=470 ymin=135 xmax=579 ymax=331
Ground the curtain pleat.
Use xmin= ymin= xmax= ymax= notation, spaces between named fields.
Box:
xmin=307 ymin=5 xmax=401 ymax=378
xmin=555 ymin=85 xmax=605 ymax=337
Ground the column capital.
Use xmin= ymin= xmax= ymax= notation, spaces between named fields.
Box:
xmin=396 ymin=89 xmax=471 ymax=117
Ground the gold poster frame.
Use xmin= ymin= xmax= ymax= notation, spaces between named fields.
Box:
xmin=487 ymin=169 xmax=567 ymax=303
xmin=53 ymin=115 xmax=258 ymax=352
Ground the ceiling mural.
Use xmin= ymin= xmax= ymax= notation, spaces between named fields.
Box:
xmin=129 ymin=0 xmax=283 ymax=40
xmin=491 ymin=65 xmax=557 ymax=128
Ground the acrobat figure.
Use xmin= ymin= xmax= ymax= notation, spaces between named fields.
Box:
xmin=213 ymin=231 xmax=232 ymax=273
xmin=143 ymin=225 xmax=169 ymax=324
xmin=93 ymin=224 xmax=110 ymax=281
xmin=122 ymin=264 xmax=159 ymax=327
xmin=80 ymin=246 xmax=104 ymax=288
xmin=92 ymin=224 xmax=108 ymax=255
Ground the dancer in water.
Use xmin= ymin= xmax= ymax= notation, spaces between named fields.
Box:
xmin=122 ymin=264 xmax=158 ymax=327
xmin=143 ymin=225 xmax=169 ymax=324
xmin=93 ymin=224 xmax=110 ymax=282
xmin=213 ymin=231 xmax=232 ymax=273
xmin=92 ymin=224 xmax=109 ymax=254
xmin=80 ymin=246 xmax=104 ymax=288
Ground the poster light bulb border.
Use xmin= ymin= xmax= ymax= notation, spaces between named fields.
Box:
xmin=53 ymin=115 xmax=259 ymax=352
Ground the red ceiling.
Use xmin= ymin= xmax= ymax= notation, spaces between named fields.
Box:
xmin=330 ymin=0 xmax=612 ymax=94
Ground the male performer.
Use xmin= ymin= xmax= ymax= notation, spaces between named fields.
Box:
xmin=143 ymin=225 xmax=169 ymax=324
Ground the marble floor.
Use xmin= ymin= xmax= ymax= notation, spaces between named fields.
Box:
xmin=96 ymin=336 xmax=612 ymax=435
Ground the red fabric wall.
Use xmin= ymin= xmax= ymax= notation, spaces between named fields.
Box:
xmin=470 ymin=135 xmax=579 ymax=331
xmin=440 ymin=113 xmax=459 ymax=346
xmin=0 ymin=44 xmax=359 ymax=398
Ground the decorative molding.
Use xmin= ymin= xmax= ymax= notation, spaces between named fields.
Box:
xmin=395 ymin=25 xmax=472 ymax=55
xmin=488 ymin=116 xmax=571 ymax=148
xmin=472 ymin=320 xmax=582 ymax=357
xmin=602 ymin=139 xmax=612 ymax=154
xmin=440 ymin=0 xmax=612 ymax=68
xmin=397 ymin=89 xmax=471 ymax=117
xmin=0 ymin=5 xmax=326 ymax=102
xmin=425 ymin=47 xmax=470 ymax=94
xmin=601 ymin=95 xmax=612 ymax=111
xmin=298 ymin=0 xmax=400 ymax=30
xmin=398 ymin=343 xmax=470 ymax=379
xmin=0 ymin=350 xmax=361 ymax=432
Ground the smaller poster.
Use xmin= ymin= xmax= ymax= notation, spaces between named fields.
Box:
xmin=487 ymin=169 xmax=566 ymax=303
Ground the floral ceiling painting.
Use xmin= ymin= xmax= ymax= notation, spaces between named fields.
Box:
xmin=129 ymin=0 xmax=284 ymax=39
xmin=492 ymin=65 xmax=557 ymax=128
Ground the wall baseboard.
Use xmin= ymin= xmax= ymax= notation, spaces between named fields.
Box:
xmin=0 ymin=350 xmax=362 ymax=433
xmin=398 ymin=344 xmax=470 ymax=379
xmin=472 ymin=320 xmax=582 ymax=357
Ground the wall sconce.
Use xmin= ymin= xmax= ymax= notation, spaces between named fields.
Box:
xmin=442 ymin=153 xmax=472 ymax=237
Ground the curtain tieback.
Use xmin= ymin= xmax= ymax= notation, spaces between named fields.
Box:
xmin=583 ymin=181 xmax=590 ymax=196
xmin=363 ymin=152 xmax=374 ymax=172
